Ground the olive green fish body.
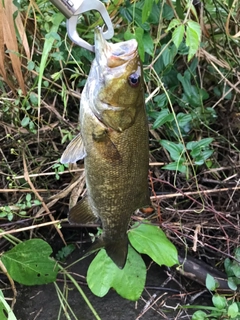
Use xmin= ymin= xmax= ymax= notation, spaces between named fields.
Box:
xmin=61 ymin=27 xmax=150 ymax=268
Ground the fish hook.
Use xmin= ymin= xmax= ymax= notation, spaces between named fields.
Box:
xmin=49 ymin=0 xmax=114 ymax=52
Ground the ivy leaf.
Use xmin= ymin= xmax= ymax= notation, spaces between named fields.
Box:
xmin=128 ymin=223 xmax=179 ymax=267
xmin=87 ymin=246 xmax=146 ymax=301
xmin=1 ymin=239 xmax=58 ymax=285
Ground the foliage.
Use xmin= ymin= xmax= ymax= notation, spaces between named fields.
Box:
xmin=190 ymin=273 xmax=240 ymax=319
xmin=0 ymin=194 xmax=41 ymax=220
xmin=1 ymin=239 xmax=58 ymax=285
xmin=87 ymin=223 xmax=178 ymax=300
xmin=224 ymin=247 xmax=240 ymax=291
xmin=191 ymin=248 xmax=240 ymax=319
xmin=0 ymin=291 xmax=17 ymax=320
xmin=87 ymin=245 xmax=146 ymax=300
xmin=55 ymin=244 xmax=75 ymax=261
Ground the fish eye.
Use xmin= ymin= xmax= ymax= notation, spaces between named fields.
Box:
xmin=128 ymin=73 xmax=140 ymax=87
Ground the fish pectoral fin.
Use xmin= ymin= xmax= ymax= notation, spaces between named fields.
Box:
xmin=87 ymin=237 xmax=128 ymax=269
xmin=60 ymin=133 xmax=86 ymax=164
xmin=92 ymin=129 xmax=121 ymax=162
xmin=68 ymin=196 xmax=97 ymax=224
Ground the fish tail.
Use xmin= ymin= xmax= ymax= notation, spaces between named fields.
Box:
xmin=87 ymin=237 xmax=129 ymax=269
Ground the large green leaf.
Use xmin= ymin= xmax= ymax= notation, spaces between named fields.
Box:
xmin=128 ymin=223 xmax=179 ymax=267
xmin=87 ymin=246 xmax=146 ymax=301
xmin=1 ymin=239 xmax=58 ymax=285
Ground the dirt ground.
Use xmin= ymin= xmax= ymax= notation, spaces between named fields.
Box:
xmin=12 ymin=240 xmax=211 ymax=320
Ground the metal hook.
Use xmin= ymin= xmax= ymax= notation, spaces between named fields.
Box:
xmin=49 ymin=0 xmax=114 ymax=52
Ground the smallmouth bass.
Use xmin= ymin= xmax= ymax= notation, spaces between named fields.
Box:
xmin=61 ymin=27 xmax=150 ymax=269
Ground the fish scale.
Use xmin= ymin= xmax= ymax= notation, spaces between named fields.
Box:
xmin=61 ymin=26 xmax=150 ymax=269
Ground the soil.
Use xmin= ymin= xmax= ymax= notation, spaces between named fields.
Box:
xmin=12 ymin=239 xmax=211 ymax=320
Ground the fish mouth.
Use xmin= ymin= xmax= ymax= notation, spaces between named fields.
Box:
xmin=94 ymin=26 xmax=138 ymax=68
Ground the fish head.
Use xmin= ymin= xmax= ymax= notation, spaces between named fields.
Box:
xmin=91 ymin=26 xmax=144 ymax=132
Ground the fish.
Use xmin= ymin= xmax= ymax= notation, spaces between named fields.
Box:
xmin=61 ymin=26 xmax=150 ymax=269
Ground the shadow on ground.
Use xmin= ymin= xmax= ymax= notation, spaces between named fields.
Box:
xmin=14 ymin=245 xmax=211 ymax=320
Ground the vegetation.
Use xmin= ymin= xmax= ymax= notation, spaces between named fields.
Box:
xmin=0 ymin=0 xmax=240 ymax=319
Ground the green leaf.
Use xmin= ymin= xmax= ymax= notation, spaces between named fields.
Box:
xmin=172 ymin=24 xmax=184 ymax=49
xmin=162 ymin=46 xmax=173 ymax=67
xmin=142 ymin=0 xmax=154 ymax=23
xmin=135 ymin=27 xmax=145 ymax=61
xmin=29 ymin=92 xmax=38 ymax=106
xmin=228 ymin=0 xmax=234 ymax=8
xmin=175 ymin=0 xmax=184 ymax=19
xmin=25 ymin=193 xmax=31 ymax=202
xmin=162 ymin=161 xmax=187 ymax=174
xmin=187 ymin=138 xmax=214 ymax=154
xmin=186 ymin=21 xmax=201 ymax=61
xmin=154 ymin=93 xmax=167 ymax=107
xmin=228 ymin=277 xmax=238 ymax=291
xmin=187 ymin=21 xmax=201 ymax=41
xmin=231 ymin=261 xmax=240 ymax=278
xmin=228 ymin=302 xmax=239 ymax=318
xmin=128 ymin=223 xmax=179 ymax=267
xmin=234 ymin=247 xmax=240 ymax=260
xmin=177 ymin=113 xmax=193 ymax=127
xmin=167 ymin=18 xmax=181 ymax=31
xmin=152 ymin=110 xmax=174 ymax=128
xmin=212 ymin=294 xmax=226 ymax=310
xmin=206 ymin=273 xmax=219 ymax=291
xmin=0 ymin=291 xmax=17 ymax=320
xmin=160 ymin=140 xmax=185 ymax=161
xmin=1 ymin=239 xmax=58 ymax=285
xmin=192 ymin=310 xmax=207 ymax=320
xmin=21 ymin=116 xmax=30 ymax=127
xmin=194 ymin=150 xmax=214 ymax=165
xmin=27 ymin=60 xmax=35 ymax=71
xmin=38 ymin=13 xmax=64 ymax=107
xmin=143 ymin=32 xmax=154 ymax=56
xmin=162 ymin=3 xmax=174 ymax=20
xmin=56 ymin=244 xmax=75 ymax=261
xmin=87 ymin=246 xmax=146 ymax=300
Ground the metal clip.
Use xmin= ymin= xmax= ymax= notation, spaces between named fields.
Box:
xmin=49 ymin=0 xmax=114 ymax=52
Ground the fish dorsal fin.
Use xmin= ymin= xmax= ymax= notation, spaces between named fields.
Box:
xmin=68 ymin=195 xmax=98 ymax=225
xmin=60 ymin=133 xmax=86 ymax=164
